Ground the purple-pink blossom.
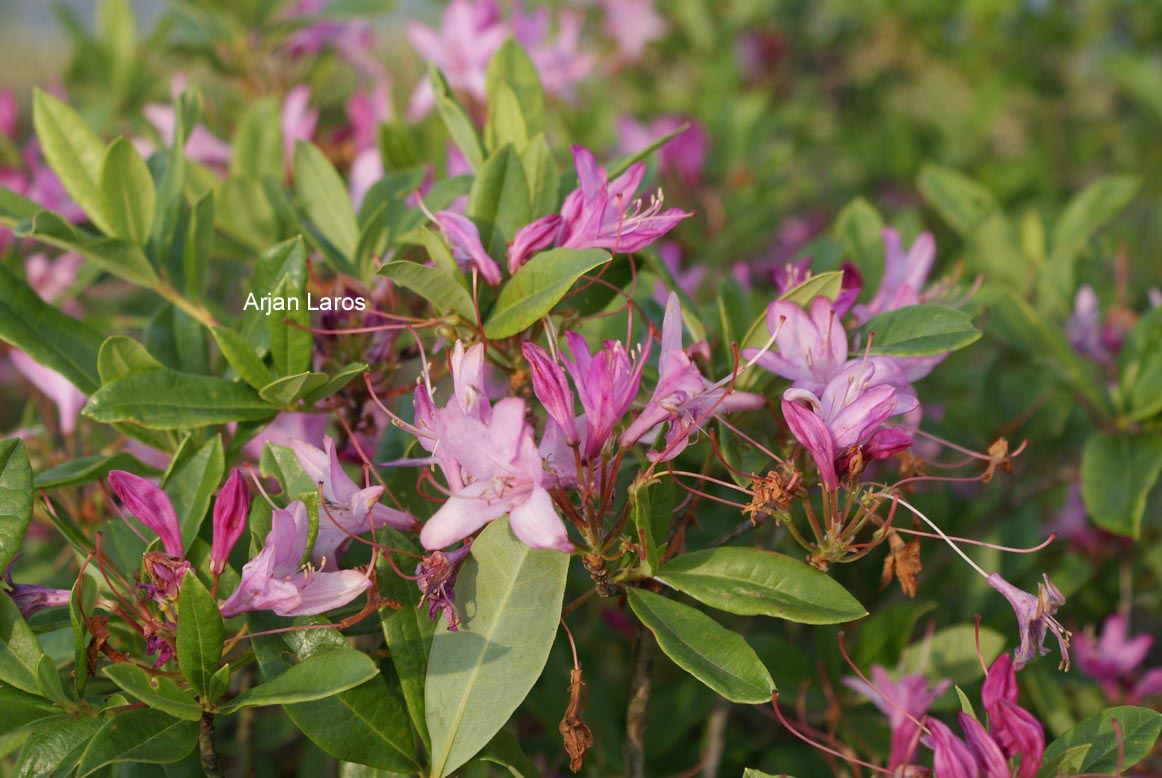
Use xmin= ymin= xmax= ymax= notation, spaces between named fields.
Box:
xmin=405 ymin=0 xmax=506 ymax=120
xmin=599 ymin=0 xmax=667 ymax=63
xmin=987 ymin=573 xmax=1070 ymax=671
xmin=842 ymin=665 xmax=949 ymax=769
xmin=561 ymin=332 xmax=649 ymax=460
xmin=416 ymin=541 xmax=473 ymax=630
xmin=209 ymin=469 xmax=250 ymax=576
xmin=108 ymin=470 xmax=184 ymax=559
xmin=851 ymin=229 xmax=936 ymax=325
xmin=219 ymin=500 xmax=372 ymax=618
xmin=1074 ymin=614 xmax=1162 ymax=704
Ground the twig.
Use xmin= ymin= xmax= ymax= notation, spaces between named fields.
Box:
xmin=623 ymin=625 xmax=656 ymax=778
xmin=199 ymin=711 xmax=224 ymax=778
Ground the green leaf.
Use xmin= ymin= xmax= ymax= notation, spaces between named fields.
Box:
xmin=656 ymin=547 xmax=867 ymax=624
xmin=301 ymin=362 xmax=370 ymax=405
xmin=0 ymin=264 xmax=104 ymax=393
xmin=97 ymin=335 xmax=163 ymax=383
xmin=901 ymin=626 xmax=1004 ymax=685
xmin=377 ymin=532 xmax=435 ymax=751
xmin=0 ymin=593 xmax=45 ymax=696
xmin=293 ymin=141 xmax=359 ymax=260
xmin=485 ymin=39 xmax=546 ymax=137
xmin=0 ymin=684 xmax=58 ymax=733
xmin=248 ymin=613 xmax=418 ymax=771
xmin=485 ymin=81 xmax=529 ymax=153
xmin=230 ymin=98 xmax=282 ymax=180
xmin=917 ymin=164 xmax=998 ymax=236
xmin=466 ymin=143 xmax=531 ymax=258
xmin=220 ymin=650 xmax=378 ymax=712
xmin=626 ymin=587 xmax=775 ymax=704
xmin=13 ymin=211 xmax=159 ymax=287
xmin=630 ymin=478 xmax=660 ymax=577
xmin=378 ymin=260 xmax=477 ymax=322
xmin=1081 ymin=433 xmax=1162 ymax=538
xmin=260 ymin=443 xmax=317 ymax=498
xmin=425 ymin=517 xmax=569 ymax=778
xmin=164 ymin=434 xmax=225 ymax=550
xmin=483 ymin=248 xmax=610 ymax=339
xmin=176 ymin=573 xmax=223 ymax=700
xmin=259 ymin=372 xmax=329 ymax=406
xmin=268 ymin=277 xmax=313 ymax=378
xmin=834 ymin=197 xmax=884 ymax=272
xmin=210 ymin=326 xmax=273 ymax=390
xmin=75 ymin=709 xmax=197 ymax=776
xmin=98 ymin=137 xmax=156 ymax=244
xmin=0 ymin=440 xmax=33 ymax=575
xmin=83 ymin=368 xmax=276 ymax=430
xmin=14 ymin=716 xmax=103 ymax=778
xmin=863 ymin=304 xmax=981 ymax=357
xmin=521 ymin=133 xmax=558 ymax=218
xmin=69 ymin=574 xmax=96 ymax=695
xmin=955 ymin=686 xmax=977 ymax=720
xmin=1038 ymin=706 xmax=1162 ymax=777
xmin=430 ymin=66 xmax=484 ymax=171
xmin=103 ymin=664 xmax=201 ymax=721
xmin=1037 ymin=744 xmax=1091 ymax=778
xmin=32 ymin=89 xmax=113 ymax=235
xmin=242 ymin=237 xmax=307 ymax=352
xmin=1118 ymin=307 xmax=1162 ymax=421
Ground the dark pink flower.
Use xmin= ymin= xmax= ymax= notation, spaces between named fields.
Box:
xmin=523 ymin=342 xmax=578 ymax=446
xmin=561 ymin=331 xmax=648 ymax=460
xmin=108 ymin=471 xmax=184 ymax=559
xmin=924 ymin=718 xmax=980 ymax=778
xmin=428 ymin=210 xmax=502 ymax=286
xmin=986 ymin=573 xmax=1070 ymax=671
xmin=415 ymin=541 xmax=473 ymax=630
xmin=209 ymin=469 xmax=250 ymax=576
xmin=1074 ymin=614 xmax=1162 ymax=704
xmin=852 ymin=229 xmax=936 ymax=325
xmin=842 ymin=665 xmax=949 ymax=769
xmin=508 ymin=213 xmax=561 ymax=273
xmin=406 ymin=0 xmax=506 ymax=120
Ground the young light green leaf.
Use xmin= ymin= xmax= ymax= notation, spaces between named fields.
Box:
xmin=102 ymin=664 xmax=201 ymax=721
xmin=230 ymin=98 xmax=283 ymax=180
xmin=1038 ymin=706 xmax=1162 ymax=777
xmin=900 ymin=626 xmax=1004 ymax=685
xmin=31 ymin=89 xmax=112 ymax=235
xmin=268 ymin=276 xmax=312 ymax=378
xmin=0 ymin=592 xmax=48 ymax=695
xmin=0 ymin=440 xmax=33 ymax=575
xmin=626 ymin=587 xmax=775 ymax=704
xmin=485 ymin=81 xmax=529 ymax=153
xmin=97 ymin=335 xmax=163 ymax=383
xmin=210 ymin=326 xmax=274 ymax=390
xmin=293 ymin=141 xmax=360 ymax=260
xmin=176 ymin=573 xmax=223 ymax=700
xmin=1118 ymin=307 xmax=1162 ymax=422
xmin=13 ymin=211 xmax=159 ymax=287
xmin=863 ymin=305 xmax=981 ymax=357
xmin=83 ymin=368 xmax=276 ymax=430
xmin=301 ymin=362 xmax=370 ymax=405
xmin=378 ymin=260 xmax=477 ymax=322
xmin=656 ymin=547 xmax=866 ymax=624
xmin=259 ymin=372 xmax=330 ymax=407
xmin=521 ymin=133 xmax=558 ymax=218
xmin=219 ymin=649 xmax=378 ymax=712
xmin=75 ymin=709 xmax=197 ymax=776
xmin=431 ymin=66 xmax=484 ymax=171
xmin=485 ymin=39 xmax=546 ymax=137
xmin=1081 ymin=432 xmax=1162 ymax=538
xmin=98 ymin=137 xmax=156 ymax=244
xmin=426 ymin=517 xmax=569 ymax=778
xmin=483 ymin=248 xmax=610 ymax=339
xmin=834 ymin=197 xmax=884 ymax=273
xmin=466 ymin=143 xmax=531 ymax=258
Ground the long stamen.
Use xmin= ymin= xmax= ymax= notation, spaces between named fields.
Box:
xmin=869 ymin=493 xmax=990 ymax=579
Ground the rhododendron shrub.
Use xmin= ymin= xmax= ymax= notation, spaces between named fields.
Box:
xmin=0 ymin=1 xmax=1160 ymax=776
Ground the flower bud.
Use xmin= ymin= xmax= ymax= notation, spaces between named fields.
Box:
xmin=522 ymin=342 xmax=578 ymax=445
xmin=108 ymin=470 xmax=184 ymax=559
xmin=210 ymin=469 xmax=250 ymax=575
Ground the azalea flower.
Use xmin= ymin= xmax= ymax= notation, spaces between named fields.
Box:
xmin=780 ymin=360 xmax=916 ymax=491
xmin=980 ymin=653 xmax=1046 ymax=778
xmin=621 ymin=293 xmax=763 ymax=461
xmin=522 ymin=342 xmax=578 ymax=446
xmin=851 ymin=229 xmax=936 ymax=325
xmin=511 ymin=1 xmax=593 ymax=101
xmin=616 ymin=115 xmax=709 ymax=187
xmin=290 ymin=436 xmax=416 ymax=568
xmin=987 ymin=573 xmax=1070 ymax=670
xmin=405 ymin=0 xmax=506 ymax=120
xmin=599 ymin=0 xmax=667 ymax=62
xmin=1074 ymin=614 xmax=1162 ymax=704
xmin=415 ymin=541 xmax=473 ymax=630
xmin=842 ymin=666 xmax=950 ymax=769
xmin=209 ymin=469 xmax=250 ymax=576
xmin=219 ymin=500 xmax=372 ymax=618
xmin=424 ymin=208 xmax=502 ymax=286
xmin=560 ymin=332 xmax=649 ymax=460
xmin=421 ymin=396 xmax=572 ymax=552
xmin=744 ymin=296 xmax=849 ymax=394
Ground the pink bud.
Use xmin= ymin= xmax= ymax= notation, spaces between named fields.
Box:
xmin=522 ymin=342 xmax=578 ymax=445
xmin=210 ymin=469 xmax=250 ymax=575
xmin=108 ymin=471 xmax=184 ymax=558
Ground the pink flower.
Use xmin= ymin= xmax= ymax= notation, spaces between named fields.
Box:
xmin=141 ymin=103 xmax=232 ymax=169
xmin=9 ymin=351 xmax=87 ymax=436
xmin=426 ymin=209 xmax=502 ymax=285
xmin=281 ymin=85 xmax=319 ymax=163
xmin=599 ymin=0 xmax=667 ymax=62
xmin=108 ymin=471 xmax=184 ymax=559
xmin=290 ymin=436 xmax=416 ymax=567
xmin=219 ymin=500 xmax=372 ymax=618
xmin=561 ymin=331 xmax=649 ymax=460
xmin=986 ymin=574 xmax=1070 ymax=671
xmin=621 ymin=293 xmax=763 ymax=461
xmin=415 ymin=541 xmax=473 ymax=630
xmin=405 ymin=0 xmax=507 ymax=120
xmin=1074 ymin=614 xmax=1162 ymax=704
xmin=842 ymin=666 xmax=949 ymax=769
xmin=511 ymin=2 xmax=594 ymax=100
xmin=851 ymin=229 xmax=936 ymax=325
xmin=522 ymin=342 xmax=578 ymax=446
xmin=421 ymin=397 xmax=572 ymax=552
xmin=616 ymin=115 xmax=709 ymax=187
xmin=980 ymin=654 xmax=1045 ymax=778
xmin=745 ymin=296 xmax=849 ymax=394
xmin=209 ymin=469 xmax=250 ymax=576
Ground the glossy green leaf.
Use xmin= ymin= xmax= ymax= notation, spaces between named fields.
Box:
xmin=248 ymin=612 xmax=418 ymax=771
xmin=69 ymin=574 xmax=96 ymax=695
xmin=211 ymin=326 xmax=273 ymax=390
xmin=98 ymin=137 xmax=155 ymax=244
xmin=466 ymin=143 xmax=531 ymax=258
xmin=220 ymin=649 xmax=378 ymax=712
xmin=425 ymin=517 xmax=569 ymax=778
xmin=97 ymin=335 xmax=163 ymax=383
xmin=0 ymin=684 xmax=58 ymax=732
xmin=1081 ymin=432 xmax=1162 ymax=537
xmin=378 ymin=260 xmax=477 ymax=322
xmin=485 ymin=39 xmax=546 ymax=137
xmin=485 ymin=81 xmax=529 ymax=153
xmin=293 ymin=141 xmax=359 ymax=260
xmin=31 ymin=89 xmax=112 ymax=235
xmin=103 ymin=664 xmax=201 ymax=721
xmin=268 ymin=282 xmax=313 ymax=380
xmin=0 ymin=592 xmax=44 ymax=696
xmin=1038 ymin=706 xmax=1162 ymax=777
xmin=259 ymin=372 xmax=329 ymax=406
xmin=864 ymin=304 xmax=981 ymax=356
xmin=521 ymin=133 xmax=558 ymax=218
xmin=1037 ymin=744 xmax=1091 ymax=778
xmin=626 ymin=587 xmax=775 ymax=704
xmin=483 ymin=248 xmax=610 ymax=339
xmin=377 ymin=531 xmax=435 ymax=750
xmin=430 ymin=66 xmax=484 ymax=171
xmin=0 ymin=264 xmax=104 ymax=393
xmin=13 ymin=211 xmax=159 ymax=287
xmin=630 ymin=478 xmax=660 ymax=577
xmin=164 ymin=434 xmax=225 ymax=550
xmin=301 ymin=362 xmax=369 ymax=405
xmin=260 ymin=443 xmax=317 ymax=498
xmin=657 ymin=548 xmax=867 ymax=624
xmin=83 ymin=368 xmax=276 ymax=429
xmin=0 ymin=440 xmax=33 ymax=575
xmin=176 ymin=573 xmax=223 ymax=700
xmin=75 ymin=709 xmax=197 ymax=776
xmin=14 ymin=716 xmax=103 ymax=778
xmin=1118 ymin=307 xmax=1162 ymax=421
xmin=242 ymin=237 xmax=308 ymax=352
